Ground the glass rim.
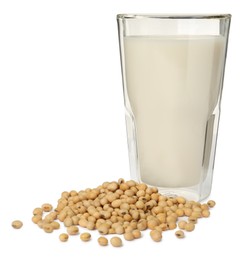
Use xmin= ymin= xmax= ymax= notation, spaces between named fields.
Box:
xmin=117 ymin=13 xmax=231 ymax=20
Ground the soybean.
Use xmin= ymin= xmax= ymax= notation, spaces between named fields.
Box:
xmin=43 ymin=224 xmax=53 ymax=233
xmin=178 ymin=220 xmax=187 ymax=230
xmin=150 ymin=230 xmax=162 ymax=242
xmin=175 ymin=230 xmax=185 ymax=238
xmin=202 ymin=210 xmax=210 ymax=218
xmin=80 ymin=232 xmax=91 ymax=242
xmin=98 ymin=236 xmax=108 ymax=246
xmin=42 ymin=203 xmax=53 ymax=212
xmin=207 ymin=200 xmax=216 ymax=208
xmin=132 ymin=229 xmax=141 ymax=239
xmin=110 ymin=236 xmax=122 ymax=247
xmin=33 ymin=208 xmax=43 ymax=215
xmin=59 ymin=233 xmax=69 ymax=242
xmin=67 ymin=226 xmax=79 ymax=235
xmin=12 ymin=220 xmax=23 ymax=229
xmin=30 ymin=179 xmax=216 ymax=246
xmin=185 ymin=222 xmax=195 ymax=232
xmin=124 ymin=232 xmax=134 ymax=241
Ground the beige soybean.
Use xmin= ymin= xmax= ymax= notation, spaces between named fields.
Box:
xmin=125 ymin=226 xmax=134 ymax=233
xmin=118 ymin=178 xmax=125 ymax=184
xmin=202 ymin=210 xmax=210 ymax=218
xmin=59 ymin=233 xmax=69 ymax=242
xmin=201 ymin=204 xmax=209 ymax=210
xmin=80 ymin=232 xmax=91 ymax=242
xmin=43 ymin=224 xmax=54 ymax=233
xmin=44 ymin=214 xmax=56 ymax=223
xmin=124 ymin=232 xmax=135 ymax=241
xmin=135 ymin=200 xmax=145 ymax=209
xmin=178 ymin=220 xmax=187 ymax=230
xmin=130 ymin=220 xmax=138 ymax=229
xmin=188 ymin=216 xmax=198 ymax=224
xmin=115 ymin=225 xmax=124 ymax=235
xmin=184 ymin=208 xmax=193 ymax=217
xmin=159 ymin=223 xmax=169 ymax=231
xmin=32 ymin=215 xmax=42 ymax=224
xmin=185 ymin=222 xmax=195 ymax=232
xmin=150 ymin=230 xmax=162 ymax=242
xmin=98 ymin=223 xmax=109 ymax=235
xmin=175 ymin=209 xmax=184 ymax=217
xmin=110 ymin=236 xmax=122 ymax=247
xmin=98 ymin=236 xmax=108 ymax=246
xmin=78 ymin=218 xmax=88 ymax=228
xmin=137 ymin=219 xmax=147 ymax=231
xmin=175 ymin=230 xmax=185 ymax=238
xmin=207 ymin=200 xmax=216 ymax=208
xmin=64 ymin=217 xmax=73 ymax=227
xmin=168 ymin=222 xmax=177 ymax=230
xmin=42 ymin=203 xmax=53 ymax=212
xmin=176 ymin=197 xmax=186 ymax=204
xmin=111 ymin=199 xmax=122 ymax=208
xmin=67 ymin=226 xmax=79 ymax=235
xmin=147 ymin=219 xmax=159 ymax=230
xmin=132 ymin=229 xmax=141 ymax=239
xmin=51 ymin=221 xmax=60 ymax=230
xmin=12 ymin=220 xmax=23 ymax=229
xmin=107 ymin=182 xmax=118 ymax=192
xmin=33 ymin=208 xmax=43 ymax=215
xmin=86 ymin=221 xmax=95 ymax=230
xmin=31 ymin=179 xmax=215 ymax=245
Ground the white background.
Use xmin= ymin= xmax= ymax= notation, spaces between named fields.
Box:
xmin=0 ymin=0 xmax=251 ymax=259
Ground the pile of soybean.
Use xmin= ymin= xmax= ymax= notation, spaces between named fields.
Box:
xmin=26 ymin=179 xmax=215 ymax=247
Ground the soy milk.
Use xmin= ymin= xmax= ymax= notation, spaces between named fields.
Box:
xmin=124 ymin=36 xmax=225 ymax=187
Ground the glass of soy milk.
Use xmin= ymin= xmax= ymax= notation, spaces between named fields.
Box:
xmin=117 ymin=14 xmax=231 ymax=201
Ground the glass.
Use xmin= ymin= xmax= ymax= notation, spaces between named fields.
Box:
xmin=117 ymin=14 xmax=231 ymax=201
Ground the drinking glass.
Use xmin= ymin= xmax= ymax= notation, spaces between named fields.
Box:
xmin=117 ymin=14 xmax=231 ymax=201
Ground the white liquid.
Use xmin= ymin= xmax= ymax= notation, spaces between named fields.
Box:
xmin=124 ymin=36 xmax=225 ymax=188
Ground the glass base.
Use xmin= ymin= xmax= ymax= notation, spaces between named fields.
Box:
xmin=143 ymin=181 xmax=211 ymax=202
xmin=158 ymin=187 xmax=200 ymax=201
